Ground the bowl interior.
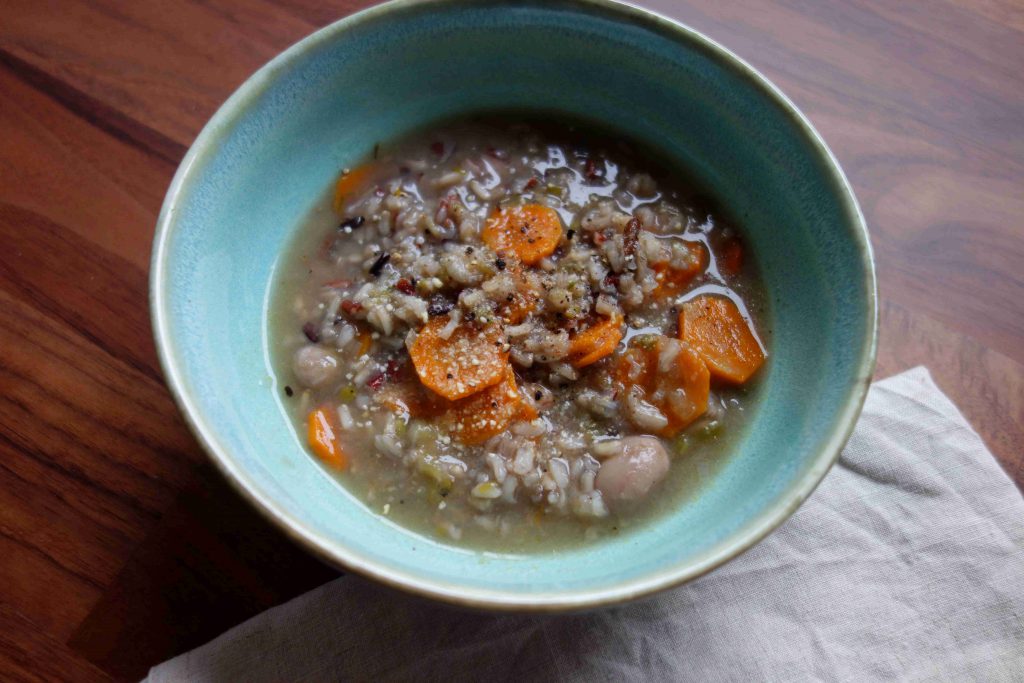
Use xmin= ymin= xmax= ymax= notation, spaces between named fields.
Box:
xmin=154 ymin=0 xmax=874 ymax=607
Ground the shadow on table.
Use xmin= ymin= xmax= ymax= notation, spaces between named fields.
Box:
xmin=65 ymin=460 xmax=685 ymax=682
xmin=67 ymin=463 xmax=338 ymax=682
xmin=145 ymin=573 xmax=684 ymax=682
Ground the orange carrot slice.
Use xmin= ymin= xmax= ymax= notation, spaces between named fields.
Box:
xmin=679 ymin=295 xmax=765 ymax=383
xmin=482 ymin=204 xmax=562 ymax=265
xmin=614 ymin=336 xmax=710 ymax=437
xmin=568 ymin=312 xmax=624 ymax=368
xmin=409 ymin=316 xmax=509 ymax=400
xmin=614 ymin=339 xmax=657 ymax=389
xmin=445 ymin=369 xmax=530 ymax=445
xmin=379 ymin=371 xmax=534 ymax=444
xmin=651 ymin=241 xmax=706 ymax=297
xmin=333 ymin=164 xmax=374 ymax=213
xmin=307 ymin=405 xmax=348 ymax=470
xmin=518 ymin=391 xmax=540 ymax=422
xmin=356 ymin=331 xmax=372 ymax=357
xmin=661 ymin=342 xmax=711 ymax=432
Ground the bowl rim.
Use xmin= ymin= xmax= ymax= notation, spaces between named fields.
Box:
xmin=150 ymin=0 xmax=878 ymax=611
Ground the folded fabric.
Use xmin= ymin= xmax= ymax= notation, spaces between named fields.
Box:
xmin=147 ymin=368 xmax=1024 ymax=682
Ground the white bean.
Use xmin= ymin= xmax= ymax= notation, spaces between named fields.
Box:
xmin=596 ymin=435 xmax=670 ymax=503
xmin=292 ymin=345 xmax=341 ymax=388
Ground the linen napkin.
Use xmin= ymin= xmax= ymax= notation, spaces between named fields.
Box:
xmin=147 ymin=368 xmax=1024 ymax=681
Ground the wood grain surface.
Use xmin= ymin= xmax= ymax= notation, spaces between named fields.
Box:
xmin=1 ymin=1 xmax=1021 ymax=679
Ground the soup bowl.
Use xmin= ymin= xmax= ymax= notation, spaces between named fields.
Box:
xmin=151 ymin=0 xmax=876 ymax=610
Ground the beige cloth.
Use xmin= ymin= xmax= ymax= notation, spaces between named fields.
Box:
xmin=147 ymin=368 xmax=1024 ymax=682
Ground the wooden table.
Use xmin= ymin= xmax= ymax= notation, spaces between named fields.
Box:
xmin=1 ymin=0 xmax=1021 ymax=679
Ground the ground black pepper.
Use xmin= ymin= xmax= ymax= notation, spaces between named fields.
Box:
xmin=369 ymin=251 xmax=390 ymax=276
xmin=427 ymin=295 xmax=454 ymax=317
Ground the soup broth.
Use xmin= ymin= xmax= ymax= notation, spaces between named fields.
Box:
xmin=270 ymin=116 xmax=769 ymax=550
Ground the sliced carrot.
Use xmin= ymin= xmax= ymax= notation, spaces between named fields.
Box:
xmin=518 ymin=391 xmax=540 ymax=422
xmin=333 ymin=163 xmax=374 ymax=213
xmin=679 ymin=295 xmax=765 ymax=383
xmin=568 ymin=312 xmax=624 ymax=368
xmin=661 ymin=342 xmax=711 ymax=431
xmin=380 ymin=371 xmax=534 ymax=443
xmin=444 ymin=368 xmax=530 ymax=445
xmin=614 ymin=338 xmax=657 ymax=388
xmin=356 ymin=331 xmax=372 ymax=357
xmin=482 ymin=204 xmax=562 ymax=265
xmin=651 ymin=241 xmax=706 ymax=297
xmin=307 ymin=405 xmax=348 ymax=470
xmin=614 ymin=335 xmax=710 ymax=437
xmin=719 ymin=238 xmax=744 ymax=276
xmin=409 ymin=316 xmax=509 ymax=400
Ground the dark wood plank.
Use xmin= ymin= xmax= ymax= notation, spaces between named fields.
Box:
xmin=0 ymin=61 xmax=174 ymax=269
xmin=0 ymin=605 xmax=112 ymax=683
xmin=0 ymin=288 xmax=201 ymax=636
xmin=0 ymin=49 xmax=187 ymax=168
xmin=68 ymin=465 xmax=338 ymax=682
xmin=876 ymin=300 xmax=1024 ymax=483
xmin=0 ymin=38 xmax=207 ymax=656
xmin=0 ymin=0 xmax=320 ymax=147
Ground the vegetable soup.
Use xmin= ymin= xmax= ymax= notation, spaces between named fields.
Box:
xmin=271 ymin=116 xmax=769 ymax=549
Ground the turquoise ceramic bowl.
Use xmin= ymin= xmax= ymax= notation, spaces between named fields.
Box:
xmin=151 ymin=0 xmax=876 ymax=609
